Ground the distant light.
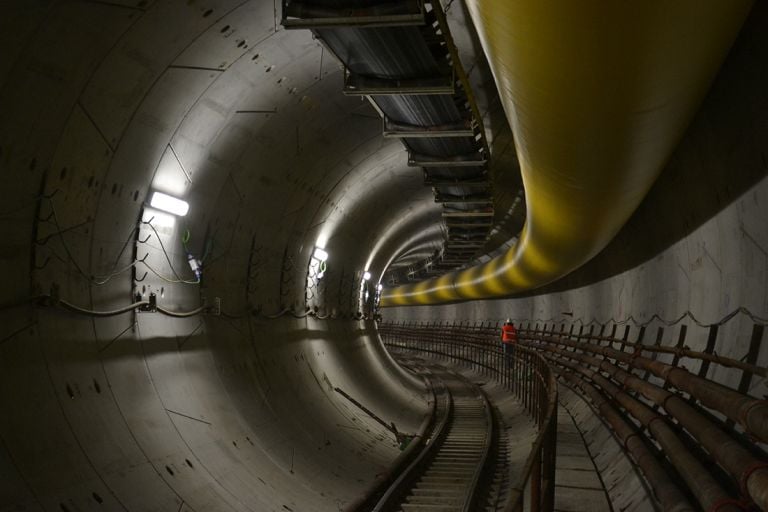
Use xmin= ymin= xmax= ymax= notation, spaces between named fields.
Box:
xmin=362 ymin=271 xmax=371 ymax=281
xmin=313 ymin=247 xmax=329 ymax=262
xmin=150 ymin=191 xmax=189 ymax=216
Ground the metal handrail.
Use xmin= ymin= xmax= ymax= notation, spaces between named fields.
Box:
xmin=378 ymin=321 xmax=558 ymax=512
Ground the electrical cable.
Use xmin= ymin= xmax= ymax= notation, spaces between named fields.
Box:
xmin=156 ymin=305 xmax=207 ymax=318
xmin=43 ymin=296 xmax=207 ymax=318
xmin=38 ymin=198 xmax=135 ymax=285
xmin=92 ymin=259 xmax=141 ymax=285
xmin=57 ymin=298 xmax=149 ymax=317
xmin=141 ymin=219 xmax=189 ymax=281
xmin=141 ymin=260 xmax=200 ymax=284
xmin=46 ymin=200 xmax=90 ymax=280
xmin=516 ymin=305 xmax=767 ymax=330
xmin=37 ymin=198 xmax=200 ymax=286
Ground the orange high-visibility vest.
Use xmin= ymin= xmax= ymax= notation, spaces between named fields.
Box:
xmin=501 ymin=324 xmax=517 ymax=344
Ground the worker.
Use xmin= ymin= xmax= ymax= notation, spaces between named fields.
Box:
xmin=501 ymin=319 xmax=517 ymax=361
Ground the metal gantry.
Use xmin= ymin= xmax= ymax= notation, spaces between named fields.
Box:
xmin=282 ymin=0 xmax=494 ymax=283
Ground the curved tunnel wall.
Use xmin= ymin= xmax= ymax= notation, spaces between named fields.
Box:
xmin=0 ymin=2 xmax=437 ymax=511
xmin=2 ymin=1 xmax=767 ymax=511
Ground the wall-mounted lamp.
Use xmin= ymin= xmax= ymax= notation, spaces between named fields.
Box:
xmin=150 ymin=191 xmax=189 ymax=216
xmin=362 ymin=271 xmax=371 ymax=281
xmin=313 ymin=247 xmax=329 ymax=262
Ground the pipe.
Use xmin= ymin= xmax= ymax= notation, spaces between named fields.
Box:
xmin=526 ymin=331 xmax=768 ymax=444
xmin=533 ymin=342 xmax=768 ymax=510
xmin=381 ymin=1 xmax=752 ymax=306
xmin=559 ymin=372 xmax=698 ymax=512
xmin=559 ymin=364 xmax=735 ymax=511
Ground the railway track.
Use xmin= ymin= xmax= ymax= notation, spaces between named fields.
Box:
xmin=373 ymin=368 xmax=494 ymax=512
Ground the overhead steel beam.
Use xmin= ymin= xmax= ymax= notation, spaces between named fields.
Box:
xmin=282 ymin=0 xmax=425 ymax=29
xmin=382 ymin=116 xmax=475 ymax=138
xmin=442 ymin=210 xmax=493 ymax=218
xmin=343 ymin=70 xmax=454 ymax=96
xmin=435 ymin=196 xmax=492 ymax=205
xmin=408 ymin=152 xmax=487 ymax=167
xmin=425 ymin=177 xmax=488 ymax=187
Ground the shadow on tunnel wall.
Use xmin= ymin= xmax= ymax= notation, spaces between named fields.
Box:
xmin=519 ymin=2 xmax=768 ymax=298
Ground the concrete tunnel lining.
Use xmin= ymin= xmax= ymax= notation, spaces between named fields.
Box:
xmin=1 ymin=2 xmax=444 ymax=510
xmin=1 ymin=1 xmax=768 ymax=511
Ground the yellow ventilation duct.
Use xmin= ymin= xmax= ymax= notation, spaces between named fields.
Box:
xmin=381 ymin=1 xmax=752 ymax=307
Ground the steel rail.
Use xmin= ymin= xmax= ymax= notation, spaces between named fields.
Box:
xmin=379 ymin=322 xmax=558 ymax=512
xmin=372 ymin=369 xmax=493 ymax=511
xmin=372 ymin=375 xmax=452 ymax=511
xmin=344 ymin=372 xmax=438 ymax=511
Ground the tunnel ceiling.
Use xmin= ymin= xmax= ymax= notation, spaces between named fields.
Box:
xmin=1 ymin=0 xmax=524 ymax=320
xmin=1 ymin=2 xmax=767 ymax=512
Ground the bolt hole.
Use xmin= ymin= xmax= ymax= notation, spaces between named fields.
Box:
xmin=92 ymin=492 xmax=103 ymax=504
xmin=203 ymin=8 xmax=213 ymax=17
xmin=93 ymin=379 xmax=101 ymax=394
xmin=160 ymin=287 xmax=164 ymax=298
xmin=88 ymin=176 xmax=94 ymax=188
xmin=66 ymin=383 xmax=75 ymax=399
xmin=186 ymin=459 xmax=194 ymax=468
xmin=60 ymin=167 xmax=67 ymax=179
xmin=166 ymin=465 xmax=174 ymax=476
xmin=251 ymin=53 xmax=259 ymax=61
xmin=220 ymin=24 xmax=230 ymax=33
xmin=265 ymin=65 xmax=273 ymax=73
xmin=133 ymin=190 xmax=139 ymax=202
xmin=60 ymin=504 xmax=71 ymax=512
xmin=237 ymin=40 xmax=245 ymax=48
xmin=29 ymin=158 xmax=37 ymax=171
xmin=111 ymin=183 xmax=117 ymax=195
xmin=232 ymin=440 xmax=237 ymax=447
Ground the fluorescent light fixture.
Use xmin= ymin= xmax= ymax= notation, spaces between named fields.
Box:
xmin=150 ymin=191 xmax=189 ymax=216
xmin=362 ymin=271 xmax=371 ymax=281
xmin=313 ymin=247 xmax=329 ymax=262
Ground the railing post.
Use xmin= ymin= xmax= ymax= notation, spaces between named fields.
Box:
xmin=542 ymin=407 xmax=557 ymax=512
xmin=530 ymin=446 xmax=542 ymax=512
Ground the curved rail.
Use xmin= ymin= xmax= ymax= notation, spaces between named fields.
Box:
xmin=372 ymin=370 xmax=494 ymax=511
xmin=379 ymin=322 xmax=558 ymax=511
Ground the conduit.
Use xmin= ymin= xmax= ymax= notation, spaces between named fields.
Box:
xmin=559 ymin=373 xmax=697 ymax=512
xmin=526 ymin=339 xmax=768 ymax=510
xmin=381 ymin=1 xmax=753 ymax=306
xmin=559 ymin=365 xmax=734 ymax=511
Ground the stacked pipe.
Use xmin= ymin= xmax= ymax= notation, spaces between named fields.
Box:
xmin=518 ymin=327 xmax=768 ymax=511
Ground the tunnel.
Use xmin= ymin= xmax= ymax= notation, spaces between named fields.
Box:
xmin=1 ymin=1 xmax=767 ymax=511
